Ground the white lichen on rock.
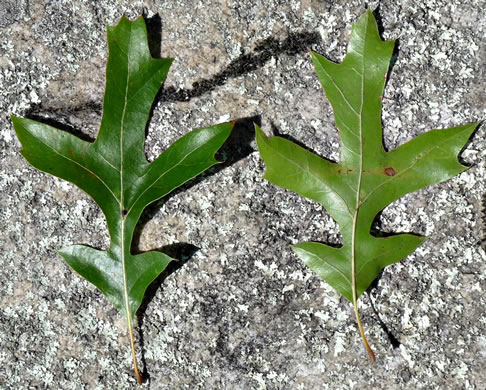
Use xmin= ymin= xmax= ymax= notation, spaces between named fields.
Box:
xmin=1 ymin=0 xmax=486 ymax=389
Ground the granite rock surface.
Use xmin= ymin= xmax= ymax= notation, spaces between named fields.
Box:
xmin=1 ymin=0 xmax=486 ymax=389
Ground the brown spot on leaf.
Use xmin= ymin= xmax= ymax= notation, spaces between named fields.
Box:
xmin=384 ymin=167 xmax=396 ymax=176
xmin=337 ymin=168 xmax=353 ymax=174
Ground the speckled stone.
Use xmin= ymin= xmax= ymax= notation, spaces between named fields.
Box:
xmin=1 ymin=1 xmax=486 ymax=389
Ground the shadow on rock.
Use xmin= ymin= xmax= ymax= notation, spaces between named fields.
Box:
xmin=136 ymin=242 xmax=200 ymax=383
xmin=366 ymin=272 xmax=401 ymax=349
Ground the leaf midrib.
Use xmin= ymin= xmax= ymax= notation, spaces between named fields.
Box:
xmin=350 ymin=19 xmax=367 ymax=308
xmin=119 ymin=26 xmax=132 ymax=321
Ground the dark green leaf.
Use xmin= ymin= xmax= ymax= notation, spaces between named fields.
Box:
xmin=12 ymin=16 xmax=233 ymax=383
xmin=256 ymin=9 xmax=477 ymax=361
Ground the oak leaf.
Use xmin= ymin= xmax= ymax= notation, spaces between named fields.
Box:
xmin=12 ymin=16 xmax=233 ymax=383
xmin=256 ymin=9 xmax=477 ymax=361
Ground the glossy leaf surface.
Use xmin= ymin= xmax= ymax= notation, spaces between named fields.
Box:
xmin=256 ymin=9 xmax=477 ymax=360
xmin=12 ymin=16 xmax=233 ymax=383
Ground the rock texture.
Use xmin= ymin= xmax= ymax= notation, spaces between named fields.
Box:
xmin=1 ymin=0 xmax=485 ymax=389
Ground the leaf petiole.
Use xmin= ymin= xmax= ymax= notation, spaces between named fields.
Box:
xmin=352 ymin=202 xmax=375 ymax=362
xmin=127 ymin=318 xmax=142 ymax=384
xmin=351 ymin=289 xmax=376 ymax=363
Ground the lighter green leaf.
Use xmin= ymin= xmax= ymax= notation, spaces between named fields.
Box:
xmin=256 ymin=9 xmax=478 ymax=361
xmin=12 ymin=16 xmax=233 ymax=383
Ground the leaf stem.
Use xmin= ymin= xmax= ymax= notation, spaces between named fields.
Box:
xmin=127 ymin=315 xmax=143 ymax=384
xmin=351 ymin=285 xmax=376 ymax=362
xmin=350 ymin=208 xmax=376 ymax=362
xmin=121 ymin=215 xmax=142 ymax=383
xmin=351 ymin=208 xmax=376 ymax=361
xmin=121 ymin=229 xmax=143 ymax=383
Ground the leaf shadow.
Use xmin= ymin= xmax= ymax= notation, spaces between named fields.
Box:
xmin=140 ymin=11 xmax=322 ymax=110
xmin=155 ymin=31 xmax=321 ymax=103
xmin=370 ymin=209 xmax=427 ymax=238
xmin=366 ymin=273 xmax=401 ymax=349
xmin=136 ymin=242 xmax=200 ymax=384
xmin=270 ymin=121 xmax=338 ymax=164
xmin=22 ymin=107 xmax=98 ymax=143
xmin=24 ymin=26 xmax=319 ymax=118
xmin=143 ymin=12 xmax=163 ymax=59
xmin=371 ymin=6 xmax=400 ymax=85
xmin=456 ymin=123 xmax=481 ymax=167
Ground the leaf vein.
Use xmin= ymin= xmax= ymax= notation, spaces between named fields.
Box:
xmin=269 ymin=147 xmax=354 ymax=217
xmin=314 ymin=60 xmax=360 ymax=117
xmin=30 ymin=137 xmax=120 ymax=205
